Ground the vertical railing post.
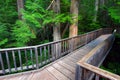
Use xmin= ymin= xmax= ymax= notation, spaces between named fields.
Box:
xmin=5 ymin=51 xmax=11 ymax=73
xmin=35 ymin=47 xmax=39 ymax=69
xmin=47 ymin=44 xmax=50 ymax=62
xmin=71 ymin=38 xmax=74 ymax=51
xmin=44 ymin=46 xmax=47 ymax=63
xmin=75 ymin=64 xmax=83 ymax=80
xmin=0 ymin=53 xmax=5 ymax=74
xmin=40 ymin=47 xmax=43 ymax=66
xmin=12 ymin=51 xmax=18 ymax=71
xmin=95 ymin=74 xmax=100 ymax=80
xmin=18 ymin=50 xmax=23 ymax=70
xmin=69 ymin=38 xmax=73 ymax=52
xmin=86 ymin=33 xmax=88 ymax=44
xmin=30 ymin=49 xmax=34 ymax=69
xmin=24 ymin=49 xmax=29 ymax=69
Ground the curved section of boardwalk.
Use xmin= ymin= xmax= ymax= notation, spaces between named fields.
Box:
xmin=0 ymin=34 xmax=112 ymax=80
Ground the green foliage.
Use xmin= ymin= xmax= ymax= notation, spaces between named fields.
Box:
xmin=12 ymin=0 xmax=71 ymax=47
xmin=115 ymin=34 xmax=120 ymax=44
xmin=80 ymin=0 xmax=95 ymax=20
xmin=39 ymin=40 xmax=49 ymax=44
xmin=0 ymin=0 xmax=17 ymax=48
xmin=12 ymin=20 xmax=36 ymax=47
xmin=78 ymin=0 xmax=102 ymax=33
xmin=0 ymin=0 xmax=119 ymax=48
xmin=89 ymin=22 xmax=101 ymax=30
xmin=115 ymin=33 xmax=120 ymax=38
xmin=109 ymin=1 xmax=120 ymax=23
xmin=24 ymin=0 xmax=71 ymax=26
xmin=0 ymin=0 xmax=17 ymax=23
xmin=0 ymin=23 xmax=9 ymax=47
xmin=101 ymin=62 xmax=120 ymax=75
xmin=61 ymin=0 xmax=70 ymax=13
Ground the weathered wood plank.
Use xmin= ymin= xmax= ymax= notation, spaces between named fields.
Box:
xmin=62 ymin=58 xmax=76 ymax=68
xmin=78 ymin=62 xmax=120 ymax=80
xmin=76 ymin=34 xmax=116 ymax=80
xmin=57 ymin=61 xmax=75 ymax=73
xmin=69 ymin=53 xmax=85 ymax=60
xmin=18 ymin=74 xmax=33 ymax=80
xmin=52 ymin=63 xmax=75 ymax=80
xmin=66 ymin=57 xmax=78 ymax=62
xmin=30 ymin=70 xmax=57 ymax=80
xmin=8 ymin=76 xmax=21 ymax=80
xmin=47 ymin=66 xmax=69 ymax=80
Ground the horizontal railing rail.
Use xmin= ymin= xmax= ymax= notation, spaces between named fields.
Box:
xmin=77 ymin=62 xmax=120 ymax=80
xmin=76 ymin=30 xmax=120 ymax=80
xmin=0 ymin=28 xmax=113 ymax=75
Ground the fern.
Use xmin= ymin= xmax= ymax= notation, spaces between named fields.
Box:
xmin=12 ymin=0 xmax=71 ymax=47
xmin=12 ymin=20 xmax=36 ymax=47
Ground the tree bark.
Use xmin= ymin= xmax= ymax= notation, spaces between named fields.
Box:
xmin=53 ymin=0 xmax=61 ymax=41
xmin=17 ymin=0 xmax=24 ymax=19
xmin=69 ymin=0 xmax=79 ymax=37
xmin=93 ymin=0 xmax=99 ymax=22
xmin=62 ymin=23 xmax=69 ymax=38
xmin=52 ymin=0 xmax=61 ymax=58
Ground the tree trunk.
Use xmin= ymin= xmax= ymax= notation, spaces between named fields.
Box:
xmin=69 ymin=0 xmax=79 ymax=52
xmin=53 ymin=25 xmax=61 ymax=41
xmin=53 ymin=0 xmax=61 ymax=41
xmin=62 ymin=23 xmax=69 ymax=38
xmin=52 ymin=0 xmax=61 ymax=58
xmin=93 ymin=0 xmax=99 ymax=22
xmin=17 ymin=0 xmax=24 ymax=19
xmin=100 ymin=0 xmax=104 ymax=6
xmin=69 ymin=0 xmax=79 ymax=37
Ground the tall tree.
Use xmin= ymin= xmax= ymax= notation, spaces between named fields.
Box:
xmin=69 ymin=0 xmax=79 ymax=37
xmin=17 ymin=0 xmax=24 ymax=19
xmin=52 ymin=0 xmax=61 ymax=41
xmin=93 ymin=0 xmax=99 ymax=22
xmin=52 ymin=0 xmax=61 ymax=58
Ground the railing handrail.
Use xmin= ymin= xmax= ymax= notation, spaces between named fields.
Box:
xmin=79 ymin=34 xmax=113 ymax=63
xmin=0 ymin=28 xmax=113 ymax=75
xmin=77 ymin=62 xmax=120 ymax=80
xmin=79 ymin=40 xmax=107 ymax=63
xmin=0 ymin=28 xmax=104 ymax=51
xmin=76 ymin=30 xmax=120 ymax=80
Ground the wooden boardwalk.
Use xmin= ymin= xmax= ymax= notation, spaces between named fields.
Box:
xmin=0 ymin=34 xmax=112 ymax=80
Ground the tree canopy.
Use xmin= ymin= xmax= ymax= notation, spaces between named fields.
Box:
xmin=0 ymin=0 xmax=119 ymax=48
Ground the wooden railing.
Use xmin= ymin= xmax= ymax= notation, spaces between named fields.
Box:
xmin=76 ymin=30 xmax=120 ymax=80
xmin=0 ymin=28 xmax=113 ymax=75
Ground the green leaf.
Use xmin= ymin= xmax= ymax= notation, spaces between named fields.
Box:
xmin=0 ymin=39 xmax=8 ymax=46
